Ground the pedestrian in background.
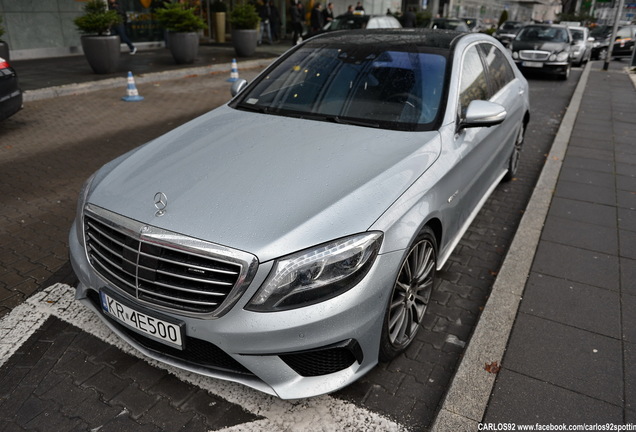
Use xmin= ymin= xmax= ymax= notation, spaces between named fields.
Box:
xmin=258 ymin=0 xmax=273 ymax=45
xmin=290 ymin=1 xmax=304 ymax=45
xmin=108 ymin=0 xmax=137 ymax=54
xmin=402 ymin=7 xmax=416 ymax=28
xmin=268 ymin=0 xmax=281 ymax=42
xmin=310 ymin=2 xmax=324 ymax=35
xmin=322 ymin=2 xmax=334 ymax=26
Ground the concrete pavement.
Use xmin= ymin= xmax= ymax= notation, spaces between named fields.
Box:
xmin=435 ymin=62 xmax=636 ymax=429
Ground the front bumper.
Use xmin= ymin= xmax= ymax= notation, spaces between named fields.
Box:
xmin=69 ymin=220 xmax=403 ymax=399
xmin=514 ymin=60 xmax=570 ymax=76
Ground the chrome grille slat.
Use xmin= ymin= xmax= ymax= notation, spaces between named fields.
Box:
xmin=153 ymin=268 xmax=234 ymax=286
xmin=84 ymin=209 xmax=248 ymax=314
xmin=519 ymin=50 xmax=550 ymax=61
xmin=137 ymin=286 xmax=221 ymax=306
xmin=92 ymin=260 xmax=137 ymax=291
xmin=137 ymin=274 xmax=229 ymax=295
xmin=87 ymin=233 xmax=136 ymax=268
xmin=141 ymin=251 xmax=239 ymax=276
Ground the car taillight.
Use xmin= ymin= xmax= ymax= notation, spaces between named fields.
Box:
xmin=0 ymin=58 xmax=10 ymax=69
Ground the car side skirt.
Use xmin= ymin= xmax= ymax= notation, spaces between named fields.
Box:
xmin=437 ymin=168 xmax=508 ymax=270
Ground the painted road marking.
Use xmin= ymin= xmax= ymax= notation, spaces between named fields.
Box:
xmin=0 ymin=284 xmax=406 ymax=432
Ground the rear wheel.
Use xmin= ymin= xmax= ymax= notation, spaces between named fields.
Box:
xmin=379 ymin=227 xmax=437 ymax=362
xmin=503 ymin=120 xmax=525 ymax=182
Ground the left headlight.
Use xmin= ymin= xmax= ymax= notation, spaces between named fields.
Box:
xmin=556 ymin=51 xmax=570 ymax=62
xmin=246 ymin=232 xmax=383 ymax=312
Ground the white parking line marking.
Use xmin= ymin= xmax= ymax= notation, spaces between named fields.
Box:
xmin=0 ymin=284 xmax=407 ymax=432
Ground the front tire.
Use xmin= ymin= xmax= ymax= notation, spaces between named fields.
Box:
xmin=379 ymin=227 xmax=437 ymax=362
xmin=503 ymin=120 xmax=525 ymax=182
xmin=559 ymin=63 xmax=571 ymax=80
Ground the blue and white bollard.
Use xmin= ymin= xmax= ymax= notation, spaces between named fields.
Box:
xmin=122 ymin=71 xmax=144 ymax=102
xmin=227 ymin=59 xmax=239 ymax=82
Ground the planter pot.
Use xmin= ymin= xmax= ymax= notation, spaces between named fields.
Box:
xmin=168 ymin=31 xmax=199 ymax=64
xmin=215 ymin=12 xmax=226 ymax=43
xmin=231 ymin=29 xmax=258 ymax=57
xmin=81 ymin=35 xmax=120 ymax=74
xmin=0 ymin=41 xmax=10 ymax=61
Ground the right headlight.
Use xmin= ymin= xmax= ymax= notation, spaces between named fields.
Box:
xmin=246 ymin=232 xmax=383 ymax=312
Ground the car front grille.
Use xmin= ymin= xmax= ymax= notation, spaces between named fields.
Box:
xmin=83 ymin=204 xmax=257 ymax=316
xmin=519 ymin=50 xmax=550 ymax=61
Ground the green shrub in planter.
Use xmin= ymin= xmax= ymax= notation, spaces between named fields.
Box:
xmin=155 ymin=2 xmax=206 ymax=33
xmin=74 ymin=0 xmax=121 ymax=36
xmin=229 ymin=3 xmax=259 ymax=30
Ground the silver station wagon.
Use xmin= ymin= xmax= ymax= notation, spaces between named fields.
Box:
xmin=69 ymin=29 xmax=530 ymax=399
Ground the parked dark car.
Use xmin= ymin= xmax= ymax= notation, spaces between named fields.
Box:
xmin=590 ymin=25 xmax=613 ymax=60
xmin=0 ymin=57 xmax=22 ymax=121
xmin=429 ymin=18 xmax=469 ymax=32
xmin=494 ymin=20 xmax=524 ymax=46
xmin=612 ymin=25 xmax=636 ymax=58
xmin=509 ymin=24 xmax=572 ymax=80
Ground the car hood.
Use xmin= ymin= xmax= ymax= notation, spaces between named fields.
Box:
xmin=88 ymin=106 xmax=441 ymax=262
xmin=511 ymin=40 xmax=569 ymax=53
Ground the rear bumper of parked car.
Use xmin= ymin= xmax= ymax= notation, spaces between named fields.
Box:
xmin=69 ymin=222 xmax=404 ymax=399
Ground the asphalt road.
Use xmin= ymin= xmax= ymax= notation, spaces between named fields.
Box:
xmin=0 ymin=65 xmax=582 ymax=430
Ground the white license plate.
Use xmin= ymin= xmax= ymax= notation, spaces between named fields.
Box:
xmin=100 ymin=290 xmax=184 ymax=350
xmin=522 ymin=61 xmax=544 ymax=68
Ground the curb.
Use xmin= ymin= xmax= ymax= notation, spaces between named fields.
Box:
xmin=22 ymin=57 xmax=276 ymax=102
xmin=431 ymin=61 xmax=593 ymax=431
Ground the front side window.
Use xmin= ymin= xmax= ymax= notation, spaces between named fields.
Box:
xmin=478 ymin=43 xmax=515 ymax=96
xmin=233 ymin=44 xmax=448 ymax=131
xmin=571 ymin=29 xmax=584 ymax=41
xmin=459 ymin=46 xmax=488 ymax=117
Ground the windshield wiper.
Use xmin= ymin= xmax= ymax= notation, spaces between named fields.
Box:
xmin=333 ymin=116 xmax=380 ymax=128
xmin=237 ymin=104 xmax=271 ymax=114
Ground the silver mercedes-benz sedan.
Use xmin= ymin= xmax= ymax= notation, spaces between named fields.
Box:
xmin=69 ymin=29 xmax=529 ymax=399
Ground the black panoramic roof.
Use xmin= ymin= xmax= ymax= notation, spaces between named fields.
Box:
xmin=306 ymin=28 xmax=465 ymax=51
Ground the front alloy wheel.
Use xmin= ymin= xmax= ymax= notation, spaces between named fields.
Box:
xmin=379 ymin=227 xmax=437 ymax=361
xmin=503 ymin=121 xmax=525 ymax=181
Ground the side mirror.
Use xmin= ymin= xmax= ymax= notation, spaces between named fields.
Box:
xmin=460 ymin=100 xmax=507 ymax=129
xmin=231 ymin=79 xmax=248 ymax=97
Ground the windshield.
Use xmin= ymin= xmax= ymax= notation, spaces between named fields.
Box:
xmin=516 ymin=26 xmax=569 ymax=43
xmin=233 ymin=45 xmax=447 ymax=131
xmin=570 ymin=29 xmax=584 ymax=41
xmin=501 ymin=22 xmax=522 ymax=31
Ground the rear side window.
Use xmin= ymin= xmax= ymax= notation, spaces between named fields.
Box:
xmin=478 ymin=43 xmax=516 ymax=96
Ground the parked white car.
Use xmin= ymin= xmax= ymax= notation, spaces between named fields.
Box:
xmin=569 ymin=25 xmax=592 ymax=66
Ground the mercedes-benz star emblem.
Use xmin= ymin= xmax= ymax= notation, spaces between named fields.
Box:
xmin=154 ymin=192 xmax=168 ymax=217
